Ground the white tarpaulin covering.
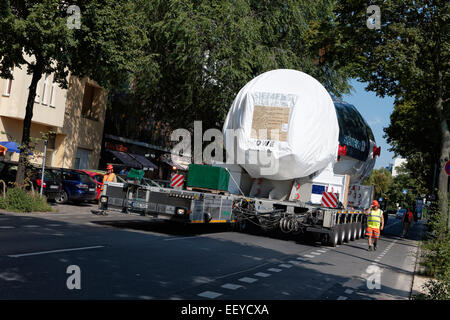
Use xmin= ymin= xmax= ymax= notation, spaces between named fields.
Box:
xmin=223 ymin=69 xmax=339 ymax=180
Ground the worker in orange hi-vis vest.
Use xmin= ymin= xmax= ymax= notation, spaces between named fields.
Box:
xmin=100 ymin=164 xmax=117 ymax=195
xmin=366 ymin=200 xmax=384 ymax=252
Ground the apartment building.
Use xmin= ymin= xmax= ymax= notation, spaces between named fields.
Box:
xmin=0 ymin=63 xmax=107 ymax=169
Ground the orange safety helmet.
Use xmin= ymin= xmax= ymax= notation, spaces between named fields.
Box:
xmin=372 ymin=200 xmax=379 ymax=207
xmin=107 ymin=164 xmax=113 ymax=170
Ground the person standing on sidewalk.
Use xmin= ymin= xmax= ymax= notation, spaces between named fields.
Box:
xmin=366 ymin=200 xmax=384 ymax=251
xmin=401 ymin=207 xmax=414 ymax=238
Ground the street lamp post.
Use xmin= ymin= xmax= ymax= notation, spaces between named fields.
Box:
xmin=40 ymin=140 xmax=47 ymax=198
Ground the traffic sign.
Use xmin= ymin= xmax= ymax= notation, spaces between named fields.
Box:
xmin=378 ymin=197 xmax=383 ymax=202
xmin=445 ymin=160 xmax=450 ymax=175
xmin=402 ymin=189 xmax=407 ymax=194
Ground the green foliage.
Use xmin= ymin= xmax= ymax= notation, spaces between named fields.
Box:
xmin=0 ymin=0 xmax=144 ymax=184
xmin=415 ymin=199 xmax=450 ymax=300
xmin=385 ymin=165 xmax=428 ymax=209
xmin=130 ymin=0 xmax=353 ymax=132
xmin=363 ymin=168 xmax=392 ymax=200
xmin=0 ymin=187 xmax=52 ymax=213
xmin=334 ymin=0 xmax=449 ymax=213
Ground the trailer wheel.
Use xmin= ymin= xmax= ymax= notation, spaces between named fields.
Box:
xmin=350 ymin=223 xmax=357 ymax=241
xmin=338 ymin=225 xmax=345 ymax=244
xmin=344 ymin=223 xmax=351 ymax=243
xmin=328 ymin=227 xmax=339 ymax=247
xmin=355 ymin=222 xmax=361 ymax=240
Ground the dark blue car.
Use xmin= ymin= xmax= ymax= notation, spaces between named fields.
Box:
xmin=55 ymin=169 xmax=97 ymax=204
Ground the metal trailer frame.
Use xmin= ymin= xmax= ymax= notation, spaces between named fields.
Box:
xmin=231 ymin=196 xmax=368 ymax=247
xmin=98 ymin=182 xmax=368 ymax=247
xmin=99 ymin=182 xmax=235 ymax=224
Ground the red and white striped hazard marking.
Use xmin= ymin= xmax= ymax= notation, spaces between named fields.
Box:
xmin=321 ymin=192 xmax=338 ymax=208
xmin=171 ymin=173 xmax=185 ymax=188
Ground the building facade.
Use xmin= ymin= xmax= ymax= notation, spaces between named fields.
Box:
xmin=0 ymin=62 xmax=107 ymax=169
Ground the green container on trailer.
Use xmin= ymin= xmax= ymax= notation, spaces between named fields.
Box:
xmin=187 ymin=164 xmax=229 ymax=191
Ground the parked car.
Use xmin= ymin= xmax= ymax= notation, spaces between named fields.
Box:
xmin=77 ymin=170 xmax=104 ymax=200
xmin=55 ymin=169 xmax=97 ymax=204
xmin=396 ymin=208 xmax=406 ymax=219
xmin=0 ymin=160 xmax=62 ymax=201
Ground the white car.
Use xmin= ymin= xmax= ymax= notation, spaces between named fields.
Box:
xmin=396 ymin=208 xmax=406 ymax=219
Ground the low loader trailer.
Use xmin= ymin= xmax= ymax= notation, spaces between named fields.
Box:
xmin=97 ymin=178 xmax=368 ymax=247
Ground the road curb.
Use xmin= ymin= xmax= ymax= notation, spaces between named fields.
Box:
xmin=409 ymin=221 xmax=430 ymax=299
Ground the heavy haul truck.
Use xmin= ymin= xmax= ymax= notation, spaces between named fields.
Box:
xmin=97 ymin=69 xmax=379 ymax=247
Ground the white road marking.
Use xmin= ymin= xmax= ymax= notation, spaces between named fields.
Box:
xmin=163 ymin=236 xmax=203 ymax=241
xmin=337 ymin=296 xmax=348 ymax=300
xmin=221 ymin=283 xmax=242 ymax=290
xmin=279 ymin=264 xmax=293 ymax=268
xmin=254 ymin=272 xmax=271 ymax=278
xmin=304 ymin=254 xmax=315 ymax=258
xmin=23 ymin=225 xmax=40 ymax=228
xmin=317 ymin=249 xmax=327 ymax=253
xmin=238 ymin=277 xmax=258 ymax=283
xmin=197 ymin=291 xmax=222 ymax=299
xmin=0 ymin=226 xmax=15 ymax=229
xmin=46 ymin=224 xmax=62 ymax=227
xmin=311 ymin=252 xmax=321 ymax=255
xmin=267 ymin=268 xmax=282 ymax=273
xmin=7 ymin=245 xmax=105 ymax=258
xmin=344 ymin=289 xmax=354 ymax=294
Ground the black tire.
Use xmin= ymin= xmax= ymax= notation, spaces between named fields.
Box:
xmin=344 ymin=223 xmax=351 ymax=243
xmin=328 ymin=227 xmax=339 ymax=247
xmin=350 ymin=223 xmax=358 ymax=241
xmin=355 ymin=222 xmax=361 ymax=240
xmin=55 ymin=191 xmax=68 ymax=204
xmin=337 ymin=224 xmax=345 ymax=244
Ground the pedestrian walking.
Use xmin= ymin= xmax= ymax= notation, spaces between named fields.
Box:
xmin=366 ymin=200 xmax=384 ymax=251
xmin=401 ymin=207 xmax=414 ymax=238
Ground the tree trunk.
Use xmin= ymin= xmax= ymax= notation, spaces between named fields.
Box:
xmin=15 ymin=58 xmax=44 ymax=186
xmin=433 ymin=69 xmax=449 ymax=230
xmin=438 ymin=116 xmax=449 ymax=230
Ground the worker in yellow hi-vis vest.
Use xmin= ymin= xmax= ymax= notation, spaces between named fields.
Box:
xmin=366 ymin=200 xmax=384 ymax=251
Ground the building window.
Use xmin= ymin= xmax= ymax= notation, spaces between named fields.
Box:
xmin=49 ymin=83 xmax=56 ymax=107
xmin=74 ymin=147 xmax=91 ymax=169
xmin=41 ymin=74 xmax=49 ymax=105
xmin=3 ymin=79 xmax=12 ymax=96
xmin=81 ymin=83 xmax=101 ymax=121
xmin=34 ymin=82 xmax=40 ymax=103
xmin=45 ymin=149 xmax=54 ymax=167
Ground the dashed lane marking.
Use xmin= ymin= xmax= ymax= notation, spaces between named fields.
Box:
xmin=221 ymin=283 xmax=242 ymax=290
xmin=0 ymin=226 xmax=15 ymax=229
xmin=311 ymin=252 xmax=321 ymax=255
xmin=267 ymin=268 xmax=282 ymax=273
xmin=238 ymin=277 xmax=258 ymax=284
xmin=197 ymin=291 xmax=222 ymax=299
xmin=279 ymin=264 xmax=293 ymax=268
xmin=254 ymin=272 xmax=271 ymax=278
xmin=337 ymin=296 xmax=348 ymax=300
xmin=304 ymin=254 xmax=315 ymax=258
xmin=344 ymin=289 xmax=354 ymax=295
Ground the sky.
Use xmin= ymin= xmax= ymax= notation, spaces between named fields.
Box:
xmin=342 ymin=79 xmax=396 ymax=169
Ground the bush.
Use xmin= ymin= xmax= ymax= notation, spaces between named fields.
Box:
xmin=415 ymin=197 xmax=450 ymax=300
xmin=0 ymin=187 xmax=52 ymax=213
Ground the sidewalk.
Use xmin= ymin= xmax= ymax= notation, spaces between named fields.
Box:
xmin=409 ymin=219 xmax=432 ymax=299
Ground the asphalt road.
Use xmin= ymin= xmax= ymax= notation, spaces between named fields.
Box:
xmin=0 ymin=205 xmax=422 ymax=300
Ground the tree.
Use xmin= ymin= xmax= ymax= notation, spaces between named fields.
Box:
xmin=335 ymin=0 xmax=449 ymax=223
xmin=0 ymin=0 xmax=144 ymax=185
xmin=132 ymin=0 xmax=353 ymax=132
xmin=363 ymin=168 xmax=392 ymax=201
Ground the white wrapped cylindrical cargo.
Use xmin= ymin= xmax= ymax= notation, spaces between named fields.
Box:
xmin=223 ymin=69 xmax=339 ymax=180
